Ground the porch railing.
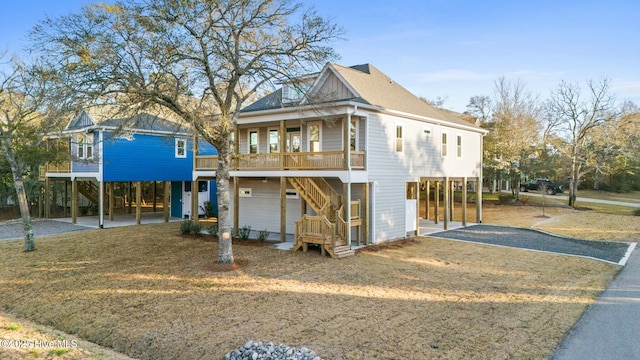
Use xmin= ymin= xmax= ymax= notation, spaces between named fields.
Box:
xmin=193 ymin=151 xmax=365 ymax=171
xmin=39 ymin=161 xmax=71 ymax=179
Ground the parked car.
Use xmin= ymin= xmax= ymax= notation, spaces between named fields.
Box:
xmin=520 ymin=178 xmax=564 ymax=195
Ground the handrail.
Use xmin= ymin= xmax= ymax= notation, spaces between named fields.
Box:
xmin=194 ymin=151 xmax=365 ymax=171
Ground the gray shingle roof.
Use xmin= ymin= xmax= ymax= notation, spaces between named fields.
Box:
xmin=240 ymin=62 xmax=479 ymax=129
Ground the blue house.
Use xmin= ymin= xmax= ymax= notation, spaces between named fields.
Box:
xmin=41 ymin=110 xmax=218 ymax=226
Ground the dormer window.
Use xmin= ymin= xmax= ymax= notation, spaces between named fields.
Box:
xmin=282 ymin=80 xmax=312 ymax=104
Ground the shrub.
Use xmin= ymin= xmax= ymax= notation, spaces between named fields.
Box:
xmin=633 ymin=208 xmax=640 ymax=216
xmin=238 ymin=225 xmax=252 ymax=240
xmin=190 ymin=222 xmax=203 ymax=236
xmin=180 ymin=220 xmax=193 ymax=235
xmin=257 ymin=229 xmax=270 ymax=242
xmin=203 ymin=201 xmax=214 ymax=218
xmin=207 ymin=223 xmax=219 ymax=237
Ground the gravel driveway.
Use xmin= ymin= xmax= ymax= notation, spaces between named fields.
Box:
xmin=432 ymin=224 xmax=633 ymax=265
xmin=0 ymin=220 xmax=92 ymax=241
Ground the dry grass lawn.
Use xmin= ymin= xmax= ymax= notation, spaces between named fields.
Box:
xmin=0 ymin=204 xmax=636 ymax=359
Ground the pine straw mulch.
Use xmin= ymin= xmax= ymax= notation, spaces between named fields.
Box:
xmin=0 ymin=205 xmax=636 ymax=359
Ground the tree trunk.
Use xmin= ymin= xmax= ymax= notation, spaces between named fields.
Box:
xmin=216 ymin=144 xmax=233 ymax=264
xmin=7 ymin=158 xmax=36 ymax=252
xmin=569 ymin=155 xmax=578 ymax=207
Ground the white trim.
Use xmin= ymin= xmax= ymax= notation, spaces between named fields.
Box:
xmin=395 ymin=122 xmax=404 ymax=153
xmin=175 ymin=138 xmax=187 ymax=158
xmin=248 ymin=128 xmax=259 ymax=154
xmin=267 ymin=127 xmax=280 ymax=153
xmin=307 ymin=121 xmax=322 ymax=152
xmin=441 ymin=131 xmax=448 ymax=157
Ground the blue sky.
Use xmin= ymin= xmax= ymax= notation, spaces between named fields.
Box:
xmin=2 ymin=0 xmax=639 ymax=112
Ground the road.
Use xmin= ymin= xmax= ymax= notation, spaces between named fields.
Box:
xmin=508 ymin=190 xmax=640 ymax=208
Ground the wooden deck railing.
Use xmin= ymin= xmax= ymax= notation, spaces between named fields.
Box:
xmin=39 ymin=161 xmax=71 ymax=179
xmin=193 ymin=151 xmax=365 ymax=171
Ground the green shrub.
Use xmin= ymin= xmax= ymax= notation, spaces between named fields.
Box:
xmin=203 ymin=201 xmax=214 ymax=218
xmin=238 ymin=225 xmax=252 ymax=240
xmin=633 ymin=208 xmax=640 ymax=216
xmin=257 ymin=229 xmax=270 ymax=242
xmin=180 ymin=220 xmax=193 ymax=235
xmin=190 ymin=222 xmax=203 ymax=236
xmin=207 ymin=223 xmax=219 ymax=237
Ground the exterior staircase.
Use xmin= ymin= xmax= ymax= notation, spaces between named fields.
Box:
xmin=78 ymin=181 xmax=99 ymax=206
xmin=289 ymin=177 xmax=355 ymax=258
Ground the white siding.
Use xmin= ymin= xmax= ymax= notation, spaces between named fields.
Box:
xmin=365 ymin=112 xmax=484 ymax=243
xmin=230 ymin=178 xmax=302 ymax=234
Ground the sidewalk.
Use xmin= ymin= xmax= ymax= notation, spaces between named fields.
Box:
xmin=549 ymin=244 xmax=640 ymax=359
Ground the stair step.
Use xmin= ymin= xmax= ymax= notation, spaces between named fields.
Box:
xmin=334 ymin=250 xmax=355 ymax=258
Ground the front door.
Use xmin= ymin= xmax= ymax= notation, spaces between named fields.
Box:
xmin=287 ymin=131 xmax=301 ymax=152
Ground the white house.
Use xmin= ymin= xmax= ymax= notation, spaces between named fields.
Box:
xmin=194 ymin=63 xmax=488 ymax=257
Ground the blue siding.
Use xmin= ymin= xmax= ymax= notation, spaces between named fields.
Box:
xmin=171 ymin=181 xmax=183 ymax=218
xmin=198 ymin=140 xmax=218 ymax=156
xmin=209 ymin=180 xmax=218 ymax=216
xmin=102 ymin=132 xmax=192 ymax=182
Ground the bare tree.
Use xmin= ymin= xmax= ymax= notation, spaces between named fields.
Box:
xmin=545 ymin=79 xmax=617 ymax=207
xmin=466 ymin=95 xmax=491 ymax=126
xmin=0 ymin=56 xmax=69 ymax=251
xmin=478 ymin=77 xmax=542 ymax=199
xmin=32 ymin=0 xmax=343 ymax=263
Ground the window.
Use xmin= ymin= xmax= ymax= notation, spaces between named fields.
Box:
xmin=395 ymin=125 xmax=403 ymax=152
xmin=198 ymin=181 xmax=208 ymax=192
xmin=77 ymin=135 xmax=84 ymax=159
xmin=85 ymin=134 xmax=93 ymax=159
xmin=457 ymin=134 xmax=462 ymax=158
xmin=308 ymin=122 xmax=321 ymax=152
xmin=239 ymin=188 xmax=252 ymax=197
xmin=175 ymin=138 xmax=187 ymax=158
xmin=268 ymin=129 xmax=279 ymax=153
xmin=350 ymin=119 xmax=358 ymax=151
xmin=441 ymin=132 xmax=448 ymax=156
xmin=248 ymin=129 xmax=258 ymax=154
xmin=76 ymin=134 xmax=94 ymax=159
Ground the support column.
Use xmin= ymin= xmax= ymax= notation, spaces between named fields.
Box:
xmin=450 ymin=180 xmax=455 ymax=222
xmin=364 ymin=182 xmax=370 ymax=245
xmin=280 ymin=177 xmax=286 ymax=242
xmin=462 ymin=177 xmax=468 ymax=226
xmin=233 ymin=177 xmax=239 ymax=235
xmin=128 ymin=181 xmax=132 ymax=214
xmin=152 ymin=181 xmax=157 ymax=212
xmin=415 ymin=181 xmax=420 ymax=236
xmin=44 ymin=178 xmax=51 ymax=218
xmin=191 ymin=180 xmax=199 ymax=223
xmin=343 ymin=182 xmax=351 ymax=246
xmin=434 ymin=181 xmax=440 ymax=224
xmin=279 ymin=120 xmax=285 ymax=170
xmin=99 ymin=181 xmax=104 ymax=228
xmin=425 ymin=181 xmax=430 ymax=221
xmin=476 ymin=177 xmax=483 ymax=223
xmin=443 ymin=177 xmax=449 ymax=230
xmin=163 ymin=181 xmax=170 ymax=222
xmin=71 ymin=178 xmax=78 ymax=224
xmin=136 ymin=181 xmax=142 ymax=225
xmin=108 ymin=182 xmax=114 ymax=221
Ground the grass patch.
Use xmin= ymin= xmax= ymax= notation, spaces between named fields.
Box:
xmin=0 ymin=215 xmax=628 ymax=359
xmin=6 ymin=323 xmax=19 ymax=330
xmin=48 ymin=348 xmax=71 ymax=356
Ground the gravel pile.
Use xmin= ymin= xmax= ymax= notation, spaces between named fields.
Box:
xmin=225 ymin=341 xmax=322 ymax=360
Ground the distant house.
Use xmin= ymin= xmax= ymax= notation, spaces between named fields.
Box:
xmin=40 ymin=111 xmax=217 ymax=226
xmin=193 ymin=63 xmax=488 ymax=257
